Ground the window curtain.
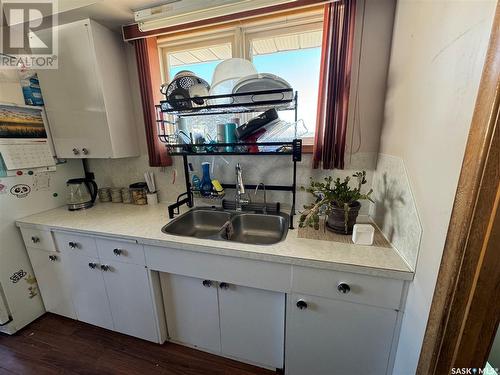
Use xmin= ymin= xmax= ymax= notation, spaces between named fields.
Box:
xmin=313 ymin=0 xmax=356 ymax=169
xmin=132 ymin=38 xmax=172 ymax=167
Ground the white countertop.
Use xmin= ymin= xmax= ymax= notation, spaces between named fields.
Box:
xmin=16 ymin=203 xmax=414 ymax=280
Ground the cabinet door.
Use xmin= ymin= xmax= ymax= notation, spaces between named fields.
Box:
xmin=65 ymin=254 xmax=113 ymax=330
xmin=27 ymin=249 xmax=75 ymax=319
xmin=160 ymin=273 xmax=220 ymax=353
xmin=101 ymin=260 xmax=158 ymax=342
xmin=37 ymin=20 xmax=111 ymax=158
xmin=286 ymin=293 xmax=397 ymax=375
xmin=218 ymin=284 xmax=285 ymax=369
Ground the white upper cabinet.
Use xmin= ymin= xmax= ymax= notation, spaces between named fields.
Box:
xmin=37 ymin=19 xmax=139 ymax=159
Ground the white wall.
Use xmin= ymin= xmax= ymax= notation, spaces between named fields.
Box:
xmin=378 ymin=1 xmax=497 ymax=374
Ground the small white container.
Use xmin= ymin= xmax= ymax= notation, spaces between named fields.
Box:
xmin=352 ymin=224 xmax=375 ymax=245
xmin=146 ymin=192 xmax=158 ymax=205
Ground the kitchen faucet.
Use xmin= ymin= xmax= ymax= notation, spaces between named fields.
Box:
xmin=235 ymin=163 xmax=250 ymax=211
xmin=255 ymin=183 xmax=267 ymax=214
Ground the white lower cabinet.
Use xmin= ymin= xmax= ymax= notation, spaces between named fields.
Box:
xmin=24 ymin=230 xmax=161 ymax=343
xmin=218 ymin=283 xmax=285 ymax=369
xmin=65 ymin=253 xmax=114 ymax=330
xmin=161 ymin=273 xmax=285 ymax=369
xmin=161 ymin=273 xmax=221 ymax=352
xmin=285 ymin=293 xmax=398 ymax=375
xmin=101 ymin=260 xmax=159 ymax=342
xmin=26 ymin=248 xmax=75 ymax=319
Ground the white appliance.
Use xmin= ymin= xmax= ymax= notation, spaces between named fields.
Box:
xmin=135 ymin=0 xmax=301 ymax=31
xmin=0 ymin=103 xmax=83 ymax=334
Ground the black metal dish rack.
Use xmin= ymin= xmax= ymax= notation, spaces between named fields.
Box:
xmin=155 ymin=89 xmax=302 ymax=229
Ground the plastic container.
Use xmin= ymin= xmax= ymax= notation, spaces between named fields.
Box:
xmin=352 ymin=224 xmax=375 ymax=245
xmin=209 ymin=58 xmax=257 ymax=98
xmin=130 ymin=182 xmax=148 ymax=205
xmin=200 ymin=162 xmax=212 ymax=197
xmin=110 ymin=188 xmax=123 ymax=203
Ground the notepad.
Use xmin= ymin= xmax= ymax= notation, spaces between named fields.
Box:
xmin=0 ymin=142 xmax=55 ymax=170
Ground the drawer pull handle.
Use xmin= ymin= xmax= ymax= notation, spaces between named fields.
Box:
xmin=101 ymin=264 xmax=110 ymax=272
xmin=31 ymin=236 xmax=40 ymax=243
xmin=202 ymin=280 xmax=212 ymax=288
xmin=113 ymin=248 xmax=123 ymax=256
xmin=68 ymin=241 xmax=79 ymax=249
xmin=88 ymin=262 xmax=98 ymax=269
xmin=296 ymin=300 xmax=308 ymax=310
xmin=48 ymin=255 xmax=57 ymax=262
xmin=219 ymin=282 xmax=229 ymax=290
xmin=337 ymin=282 xmax=351 ymax=294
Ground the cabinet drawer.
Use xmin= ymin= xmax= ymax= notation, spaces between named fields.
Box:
xmin=291 ymin=266 xmax=404 ymax=310
xmin=96 ymin=237 xmax=145 ymax=265
xmin=20 ymin=227 xmax=56 ymax=252
xmin=54 ymin=231 xmax=98 ymax=258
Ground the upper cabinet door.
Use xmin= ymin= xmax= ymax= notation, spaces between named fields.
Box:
xmin=37 ymin=19 xmax=138 ymax=159
xmin=218 ymin=283 xmax=285 ymax=369
xmin=285 ymin=293 xmax=398 ymax=375
xmin=160 ymin=273 xmax=221 ymax=353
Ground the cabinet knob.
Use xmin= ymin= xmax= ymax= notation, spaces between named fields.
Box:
xmin=88 ymin=262 xmax=98 ymax=269
xmin=82 ymin=148 xmax=89 ymax=155
xmin=31 ymin=236 xmax=40 ymax=243
xmin=219 ymin=282 xmax=229 ymax=290
xmin=100 ymin=264 xmax=110 ymax=272
xmin=68 ymin=241 xmax=79 ymax=249
xmin=296 ymin=300 xmax=308 ymax=310
xmin=48 ymin=255 xmax=57 ymax=262
xmin=202 ymin=280 xmax=212 ymax=287
xmin=113 ymin=248 xmax=123 ymax=256
xmin=337 ymin=282 xmax=351 ymax=294
xmin=72 ymin=148 xmax=80 ymax=155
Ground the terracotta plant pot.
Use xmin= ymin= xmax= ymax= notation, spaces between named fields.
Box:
xmin=326 ymin=201 xmax=361 ymax=235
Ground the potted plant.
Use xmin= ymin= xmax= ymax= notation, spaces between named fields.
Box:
xmin=299 ymin=171 xmax=373 ymax=234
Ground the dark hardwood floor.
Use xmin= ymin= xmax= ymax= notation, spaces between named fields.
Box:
xmin=0 ymin=314 xmax=277 ymax=375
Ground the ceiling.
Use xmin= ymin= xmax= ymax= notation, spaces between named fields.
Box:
xmin=56 ymin=0 xmax=164 ymax=30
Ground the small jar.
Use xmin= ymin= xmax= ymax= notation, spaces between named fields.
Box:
xmin=110 ymin=188 xmax=122 ymax=203
xmin=129 ymin=182 xmax=148 ymax=205
xmin=121 ymin=188 xmax=132 ymax=204
xmin=98 ymin=188 xmax=111 ymax=202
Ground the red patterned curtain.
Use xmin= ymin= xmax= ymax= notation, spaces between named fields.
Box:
xmin=313 ymin=0 xmax=356 ymax=169
xmin=132 ymin=38 xmax=172 ymax=167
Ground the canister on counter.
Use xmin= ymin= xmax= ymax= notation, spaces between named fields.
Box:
xmin=98 ymin=188 xmax=111 ymax=202
xmin=129 ymin=182 xmax=148 ymax=205
xmin=110 ymin=188 xmax=123 ymax=203
xmin=121 ymin=187 xmax=132 ymax=204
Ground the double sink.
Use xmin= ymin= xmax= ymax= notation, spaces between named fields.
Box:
xmin=162 ymin=207 xmax=289 ymax=245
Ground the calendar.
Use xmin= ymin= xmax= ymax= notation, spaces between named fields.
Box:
xmin=0 ymin=142 xmax=55 ymax=170
xmin=0 ymin=104 xmax=56 ymax=171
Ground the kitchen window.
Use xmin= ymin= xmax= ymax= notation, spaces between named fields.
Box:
xmin=158 ymin=9 xmax=323 ymax=144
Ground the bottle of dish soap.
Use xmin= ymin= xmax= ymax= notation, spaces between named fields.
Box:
xmin=200 ymin=162 xmax=213 ymax=197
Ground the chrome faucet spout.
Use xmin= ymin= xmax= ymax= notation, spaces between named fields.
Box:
xmin=235 ymin=163 xmax=249 ymax=211
xmin=255 ymin=183 xmax=267 ymax=214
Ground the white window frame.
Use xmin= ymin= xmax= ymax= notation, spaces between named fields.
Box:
xmin=157 ymin=9 xmax=323 ymax=143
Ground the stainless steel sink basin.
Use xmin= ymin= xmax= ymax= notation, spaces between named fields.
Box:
xmin=161 ymin=208 xmax=231 ymax=238
xmin=161 ymin=208 xmax=288 ymax=245
xmin=228 ymin=213 xmax=288 ymax=245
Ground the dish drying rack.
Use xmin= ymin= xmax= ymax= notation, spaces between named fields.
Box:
xmin=155 ymin=89 xmax=302 ymax=229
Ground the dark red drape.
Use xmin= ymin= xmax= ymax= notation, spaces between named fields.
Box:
xmin=132 ymin=38 xmax=172 ymax=167
xmin=313 ymin=0 xmax=356 ymax=169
